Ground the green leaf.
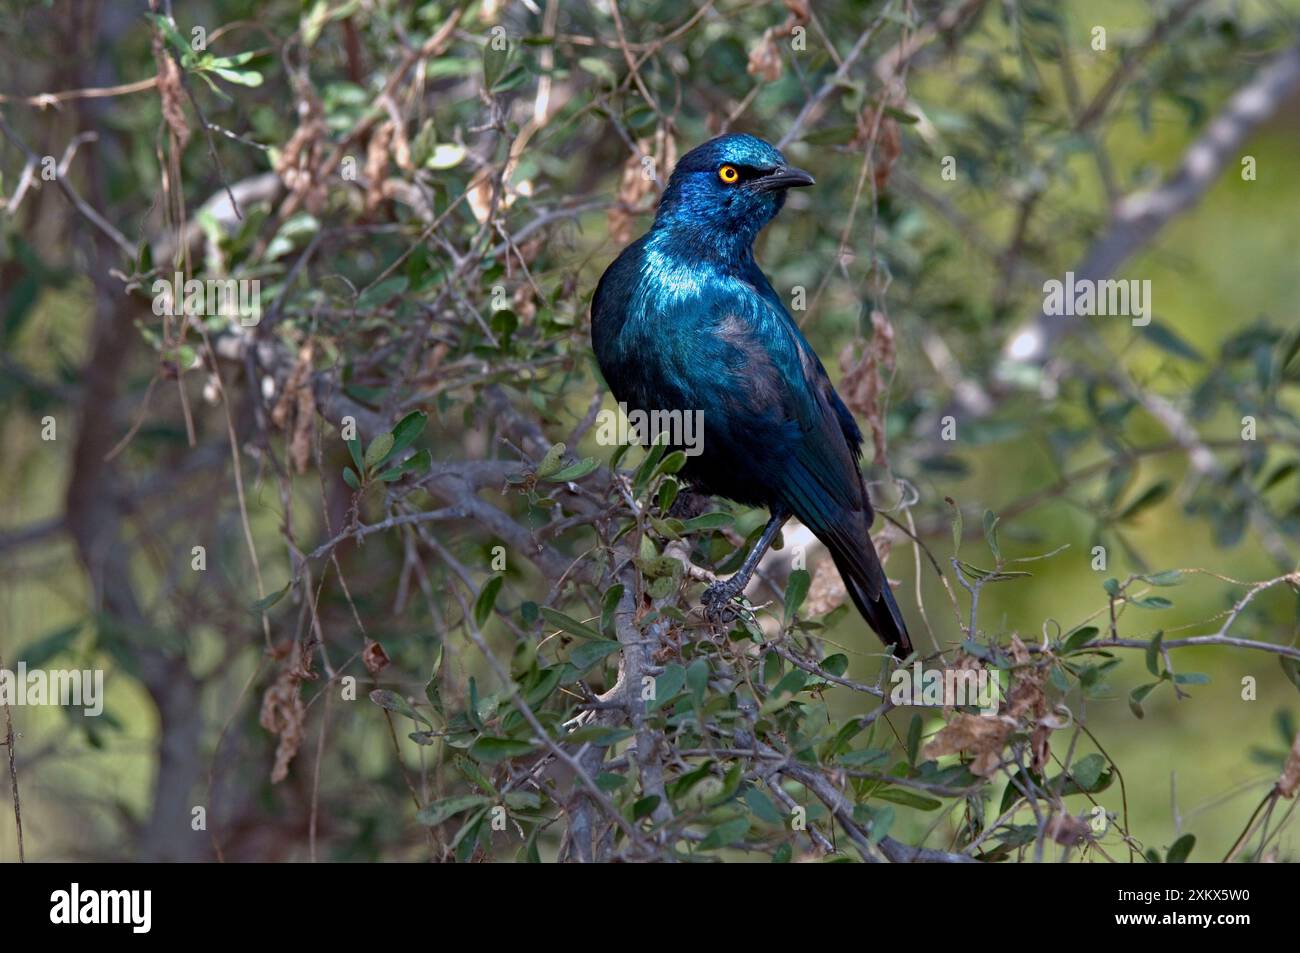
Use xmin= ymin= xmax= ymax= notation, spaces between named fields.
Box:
xmin=783 ymin=569 xmax=810 ymax=625
xmin=686 ymin=657 xmax=709 ymax=703
xmin=697 ymin=817 xmax=750 ymax=850
xmin=523 ymin=666 xmax=562 ymax=708
xmin=491 ymin=65 xmax=528 ymax=94
xmin=656 ymin=450 xmax=687 ymax=476
xmin=596 ymin=772 xmax=627 ymax=792
xmin=416 ymin=794 xmax=489 ymax=827
xmin=542 ymin=457 xmax=598 ymax=483
xmin=600 ymin=584 xmax=624 ymax=635
xmin=871 ymin=787 xmax=942 ymax=811
xmin=982 ymin=509 xmax=1001 ymax=560
xmin=1141 ymin=320 xmax=1204 ymax=362
xmin=355 ymin=276 xmax=408 ymax=310
xmin=1166 ymin=833 xmax=1195 ymax=863
xmin=483 ymin=38 xmax=511 ymax=89
xmin=1062 ymin=625 xmax=1099 ymax=653
xmin=426 ymin=143 xmax=466 ymax=170
xmin=706 ymin=762 xmax=744 ymax=807
xmin=539 ymin=606 xmax=606 ymax=641
xmin=569 ymin=640 xmax=622 ymax=672
xmin=207 ymin=51 xmax=259 ymax=69
xmin=1280 ymin=655 xmax=1300 ymax=693
xmin=364 ymin=432 xmax=394 ymax=470
xmin=563 ymin=725 xmax=632 ymax=747
xmin=147 ymin=14 xmax=190 ymax=57
xmin=1054 ymin=755 xmax=1113 ymax=796
xmin=474 ymin=575 xmax=504 ymax=628
xmin=1279 ymin=327 xmax=1300 ymax=377
xmin=821 ymin=654 xmax=849 ymax=677
xmin=906 ymin=714 xmax=922 ymax=766
xmin=504 ymin=790 xmax=540 ymax=811
xmin=377 ymin=448 xmax=431 ymax=482
xmin=770 ymin=669 xmax=807 ymax=700
xmin=384 ymin=411 xmax=427 ymax=462
xmin=657 ymin=479 xmax=679 ymax=514
xmin=838 ymin=747 xmax=890 ymax=767
xmin=855 ymin=804 xmax=896 ymax=844
xmin=1262 ymin=461 xmax=1298 ymax=491
xmin=1145 ymin=632 xmax=1164 ymax=678
xmin=345 ymin=431 xmax=364 ymax=474
xmin=452 ymin=811 xmax=486 ymax=860
xmin=469 ymin=736 xmax=534 ymax=764
xmin=342 ymin=466 xmax=361 ymax=489
xmin=667 ymin=761 xmax=714 ymax=800
xmin=425 ymin=644 xmax=444 ymax=714
xmin=250 ymin=581 xmax=291 ymax=613
xmin=945 ymin=496 xmax=963 ymax=555
xmin=632 ymin=443 xmax=669 ymax=496
xmin=369 ymin=689 xmax=432 ymax=727
xmin=17 ymin=622 xmax=83 ymax=669
xmin=577 ymin=56 xmax=617 ymax=85
xmin=453 ymin=755 xmax=496 ymax=794
xmin=883 ymin=106 xmax=919 ymax=124
xmin=999 ymin=769 xmax=1037 ymax=815
xmin=650 ymin=664 xmax=686 ymax=710
xmin=1119 ymin=481 xmax=1171 ymax=522
xmin=208 ymin=66 xmax=263 ymax=87
xmin=681 ymin=512 xmax=734 ymax=532
xmin=465 ymin=678 xmax=485 ymax=732
xmin=744 ymin=786 xmax=785 ymax=825
xmin=1069 ymin=753 xmax=1106 ymax=791
xmin=536 ymin=442 xmax=565 ymax=478
xmin=1129 ymin=682 xmax=1158 ymax=718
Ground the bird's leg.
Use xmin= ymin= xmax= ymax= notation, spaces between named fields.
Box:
xmin=702 ymin=509 xmax=790 ymax=622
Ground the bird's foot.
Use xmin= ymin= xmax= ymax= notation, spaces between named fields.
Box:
xmin=701 ymin=578 xmax=744 ymax=624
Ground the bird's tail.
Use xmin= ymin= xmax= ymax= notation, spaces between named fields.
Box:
xmin=826 ymin=544 xmax=913 ymax=659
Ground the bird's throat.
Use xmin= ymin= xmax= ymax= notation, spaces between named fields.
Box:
xmin=644 ymin=220 xmax=759 ymax=276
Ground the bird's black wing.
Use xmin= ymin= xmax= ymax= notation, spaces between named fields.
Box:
xmin=711 ymin=294 xmax=912 ymax=656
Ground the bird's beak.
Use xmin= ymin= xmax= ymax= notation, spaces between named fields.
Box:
xmin=753 ymin=166 xmax=816 ymax=192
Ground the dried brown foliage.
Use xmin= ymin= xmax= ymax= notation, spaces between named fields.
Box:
xmin=275 ymin=84 xmax=329 ymax=216
xmin=923 ymin=636 xmax=1052 ymax=777
xmin=839 ymin=310 xmax=896 ymax=467
xmin=270 ymin=342 xmax=317 ymax=475
xmin=746 ymin=1 xmax=811 ymax=82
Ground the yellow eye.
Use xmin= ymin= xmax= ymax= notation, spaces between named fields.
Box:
xmin=718 ymin=164 xmax=739 ymax=184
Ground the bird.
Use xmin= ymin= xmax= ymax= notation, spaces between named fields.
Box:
xmin=591 ymin=133 xmax=912 ymax=658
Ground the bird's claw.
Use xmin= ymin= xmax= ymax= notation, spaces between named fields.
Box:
xmin=701 ymin=580 xmax=742 ymax=624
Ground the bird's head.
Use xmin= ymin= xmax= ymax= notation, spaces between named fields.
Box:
xmin=654 ymin=134 xmax=814 ymax=251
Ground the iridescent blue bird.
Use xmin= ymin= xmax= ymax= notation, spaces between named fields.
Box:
xmin=592 ymin=133 xmax=912 ymax=657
